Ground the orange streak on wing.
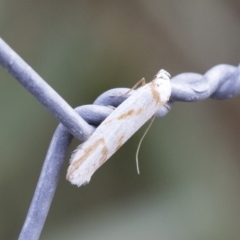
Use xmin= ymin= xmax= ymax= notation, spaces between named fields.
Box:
xmin=115 ymin=133 xmax=126 ymax=152
xmin=150 ymin=81 xmax=161 ymax=105
xmin=66 ymin=138 xmax=108 ymax=180
xmin=117 ymin=109 xmax=135 ymax=120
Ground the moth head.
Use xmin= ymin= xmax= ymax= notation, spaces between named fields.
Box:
xmin=155 ymin=69 xmax=171 ymax=80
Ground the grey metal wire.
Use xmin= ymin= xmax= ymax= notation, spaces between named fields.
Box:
xmin=0 ymin=38 xmax=239 ymax=240
xmin=0 ymin=38 xmax=93 ymax=142
xmin=18 ymin=105 xmax=113 ymax=240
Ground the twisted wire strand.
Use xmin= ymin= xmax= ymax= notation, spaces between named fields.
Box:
xmin=0 ymin=38 xmax=239 ymax=240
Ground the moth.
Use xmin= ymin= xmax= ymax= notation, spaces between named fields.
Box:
xmin=67 ymin=69 xmax=171 ymax=187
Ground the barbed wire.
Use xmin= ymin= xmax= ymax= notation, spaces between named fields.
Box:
xmin=0 ymin=38 xmax=239 ymax=240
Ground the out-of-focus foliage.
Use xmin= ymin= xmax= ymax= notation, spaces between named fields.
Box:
xmin=1 ymin=1 xmax=240 ymax=239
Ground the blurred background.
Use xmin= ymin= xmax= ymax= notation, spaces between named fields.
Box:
xmin=1 ymin=1 xmax=240 ymax=239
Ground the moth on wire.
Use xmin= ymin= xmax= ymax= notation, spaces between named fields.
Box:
xmin=66 ymin=69 xmax=172 ymax=187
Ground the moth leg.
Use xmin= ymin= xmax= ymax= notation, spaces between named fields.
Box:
xmin=112 ymin=78 xmax=146 ymax=98
xmin=123 ymin=77 xmax=146 ymax=96
xmin=107 ymin=105 xmax=116 ymax=110
xmin=128 ymin=77 xmax=146 ymax=92
xmin=164 ymin=103 xmax=171 ymax=110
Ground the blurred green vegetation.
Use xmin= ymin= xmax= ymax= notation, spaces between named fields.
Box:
xmin=1 ymin=1 xmax=240 ymax=239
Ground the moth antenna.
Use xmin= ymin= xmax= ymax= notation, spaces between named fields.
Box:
xmin=136 ymin=115 xmax=156 ymax=174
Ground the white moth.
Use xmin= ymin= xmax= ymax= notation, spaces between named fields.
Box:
xmin=67 ymin=69 xmax=171 ymax=187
